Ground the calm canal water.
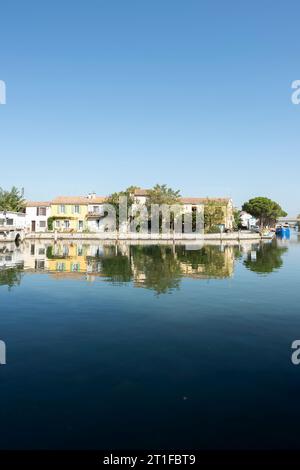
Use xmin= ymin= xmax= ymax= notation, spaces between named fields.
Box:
xmin=1 ymin=233 xmax=300 ymax=449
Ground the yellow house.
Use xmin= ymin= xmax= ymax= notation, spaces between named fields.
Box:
xmin=50 ymin=195 xmax=104 ymax=232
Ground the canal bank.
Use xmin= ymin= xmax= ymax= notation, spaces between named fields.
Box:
xmin=24 ymin=231 xmax=266 ymax=242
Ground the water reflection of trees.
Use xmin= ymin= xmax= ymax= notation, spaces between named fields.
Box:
xmin=131 ymin=246 xmax=182 ymax=294
xmin=0 ymin=239 xmax=290 ymax=292
xmin=96 ymin=245 xmax=235 ymax=294
xmin=98 ymin=255 xmax=132 ymax=283
xmin=0 ymin=266 xmax=23 ymax=290
xmin=244 ymin=242 xmax=288 ymax=274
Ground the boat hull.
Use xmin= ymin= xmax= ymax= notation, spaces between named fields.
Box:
xmin=276 ymin=227 xmax=291 ymax=239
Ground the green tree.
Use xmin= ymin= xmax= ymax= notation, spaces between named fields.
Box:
xmin=204 ymin=201 xmax=225 ymax=233
xmin=242 ymin=197 xmax=287 ymax=228
xmin=233 ymin=209 xmax=242 ymax=230
xmin=47 ymin=217 xmax=54 ymax=231
xmin=145 ymin=184 xmax=181 ymax=206
xmin=146 ymin=184 xmax=181 ymax=232
xmin=0 ymin=186 xmax=25 ymax=212
xmin=105 ymin=186 xmax=140 ymax=228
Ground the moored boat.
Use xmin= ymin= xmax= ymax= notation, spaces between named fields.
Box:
xmin=276 ymin=224 xmax=291 ymax=238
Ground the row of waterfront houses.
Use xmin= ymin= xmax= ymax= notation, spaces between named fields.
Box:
xmin=2 ymin=189 xmax=235 ymax=233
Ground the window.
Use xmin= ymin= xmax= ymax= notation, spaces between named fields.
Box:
xmin=6 ymin=218 xmax=13 ymax=225
xmin=60 ymin=205 xmax=66 ymax=214
xmin=37 ymin=207 xmax=46 ymax=216
xmin=56 ymin=262 xmax=65 ymax=271
xmin=35 ymin=260 xmax=45 ymax=270
xmin=93 ymin=206 xmax=100 ymax=213
xmin=38 ymin=248 xmax=45 ymax=255
xmin=55 ymin=220 xmax=60 ymax=228
xmin=0 ymin=218 xmax=5 ymax=225
xmin=39 ymin=221 xmax=46 ymax=228
xmin=74 ymin=205 xmax=80 ymax=214
xmin=64 ymin=220 xmax=70 ymax=229
xmin=71 ymin=263 xmax=80 ymax=272
xmin=78 ymin=220 xmax=83 ymax=230
xmin=63 ymin=245 xmax=69 ymax=256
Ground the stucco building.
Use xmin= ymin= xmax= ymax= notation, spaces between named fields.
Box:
xmin=25 ymin=201 xmax=51 ymax=232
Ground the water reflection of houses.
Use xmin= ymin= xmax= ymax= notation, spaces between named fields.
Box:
xmin=0 ymin=242 xmax=24 ymax=270
xmin=47 ymin=243 xmax=88 ymax=274
xmin=178 ymin=245 xmax=235 ymax=279
xmin=22 ymin=240 xmax=50 ymax=270
xmin=0 ymin=240 xmax=282 ymax=292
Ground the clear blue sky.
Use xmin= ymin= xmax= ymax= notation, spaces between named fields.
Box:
xmin=0 ymin=0 xmax=299 ymax=214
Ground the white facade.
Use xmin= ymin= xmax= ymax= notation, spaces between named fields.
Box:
xmin=25 ymin=203 xmax=50 ymax=232
xmin=240 ymin=211 xmax=257 ymax=230
xmin=86 ymin=203 xmax=117 ymax=232
xmin=0 ymin=211 xmax=26 ymax=229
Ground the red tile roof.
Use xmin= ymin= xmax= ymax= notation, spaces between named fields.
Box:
xmin=26 ymin=201 xmax=50 ymax=207
xmin=133 ymin=189 xmax=150 ymax=196
xmin=51 ymin=196 xmax=106 ymax=204
xmin=180 ymin=197 xmax=231 ymax=204
xmin=26 ymin=194 xmax=231 ymax=207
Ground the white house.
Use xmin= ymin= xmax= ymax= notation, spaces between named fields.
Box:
xmin=0 ymin=211 xmax=26 ymax=242
xmin=25 ymin=201 xmax=51 ymax=232
xmin=86 ymin=197 xmax=117 ymax=232
xmin=240 ymin=211 xmax=258 ymax=230
xmin=0 ymin=211 xmax=26 ymax=229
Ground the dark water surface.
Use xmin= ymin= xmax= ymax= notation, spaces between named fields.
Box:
xmin=1 ymin=234 xmax=300 ymax=449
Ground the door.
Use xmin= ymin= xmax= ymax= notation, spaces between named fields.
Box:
xmin=31 ymin=221 xmax=36 ymax=232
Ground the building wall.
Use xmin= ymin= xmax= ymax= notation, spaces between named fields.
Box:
xmin=25 ymin=206 xmax=50 ymax=232
xmin=133 ymin=195 xmax=147 ymax=205
xmin=183 ymin=201 xmax=234 ymax=230
xmin=50 ymin=204 xmax=88 ymax=231
xmin=0 ymin=211 xmax=26 ymax=229
xmin=87 ymin=203 xmax=104 ymax=214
